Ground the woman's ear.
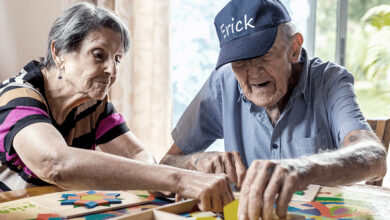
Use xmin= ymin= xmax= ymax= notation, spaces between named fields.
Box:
xmin=290 ymin=33 xmax=303 ymax=63
xmin=50 ymin=40 xmax=63 ymax=68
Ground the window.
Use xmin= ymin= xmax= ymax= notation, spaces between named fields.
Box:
xmin=171 ymin=0 xmax=229 ymax=151
xmin=315 ymin=0 xmax=390 ymax=117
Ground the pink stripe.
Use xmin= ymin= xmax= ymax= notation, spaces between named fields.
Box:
xmin=0 ymin=106 xmax=48 ymax=179
xmin=96 ymin=113 xmax=125 ymax=140
xmin=0 ymin=106 xmax=49 ymax=156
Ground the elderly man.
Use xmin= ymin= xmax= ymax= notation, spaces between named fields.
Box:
xmin=161 ymin=0 xmax=387 ymax=219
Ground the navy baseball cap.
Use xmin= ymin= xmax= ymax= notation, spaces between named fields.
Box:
xmin=214 ymin=0 xmax=291 ymax=69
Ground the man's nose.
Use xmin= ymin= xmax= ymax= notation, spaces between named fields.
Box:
xmin=247 ymin=64 xmax=262 ymax=78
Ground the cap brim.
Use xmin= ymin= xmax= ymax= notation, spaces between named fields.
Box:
xmin=215 ymin=26 xmax=278 ymax=69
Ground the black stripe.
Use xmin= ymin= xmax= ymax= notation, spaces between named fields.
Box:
xmin=0 ymin=97 xmax=49 ymax=127
xmin=96 ymin=123 xmax=129 ymax=145
xmin=0 ymin=153 xmax=6 ymax=164
xmin=0 ymin=181 xmax=11 ymax=191
xmin=1 ymin=160 xmax=50 ymax=187
xmin=58 ymin=100 xmax=102 ymax=138
xmin=22 ymin=61 xmax=44 ymax=87
xmin=4 ymin=115 xmax=52 ymax=154
xmin=74 ymin=100 xmax=102 ymax=121
xmin=19 ymin=171 xmax=51 ymax=186
xmin=71 ymin=132 xmax=96 ymax=149
xmin=7 ymin=96 xmax=47 ymax=110
xmin=8 ymin=78 xmax=16 ymax=84
xmin=0 ymin=85 xmax=24 ymax=96
xmin=97 ymin=102 xmax=117 ymax=123
xmin=52 ymin=108 xmax=77 ymax=138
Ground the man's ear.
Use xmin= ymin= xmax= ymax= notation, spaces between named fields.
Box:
xmin=50 ymin=40 xmax=64 ymax=68
xmin=289 ymin=33 xmax=303 ymax=63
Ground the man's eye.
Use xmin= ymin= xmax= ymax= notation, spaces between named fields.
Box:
xmin=233 ymin=61 xmax=245 ymax=68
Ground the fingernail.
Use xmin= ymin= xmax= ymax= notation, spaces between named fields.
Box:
xmin=239 ymin=214 xmax=245 ymax=220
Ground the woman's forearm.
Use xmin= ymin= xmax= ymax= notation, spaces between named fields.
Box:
xmin=49 ymin=147 xmax=189 ymax=192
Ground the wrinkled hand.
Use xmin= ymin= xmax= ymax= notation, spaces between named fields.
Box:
xmin=178 ymin=172 xmax=234 ymax=213
xmin=191 ymin=151 xmax=246 ymax=189
xmin=238 ymin=159 xmax=310 ymax=220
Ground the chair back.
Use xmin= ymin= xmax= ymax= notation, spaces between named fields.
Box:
xmin=366 ymin=118 xmax=390 ymax=186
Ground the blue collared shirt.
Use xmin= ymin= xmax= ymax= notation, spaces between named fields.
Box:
xmin=172 ymin=49 xmax=370 ymax=167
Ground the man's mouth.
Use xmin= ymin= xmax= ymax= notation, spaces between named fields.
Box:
xmin=252 ymin=81 xmax=270 ymax=88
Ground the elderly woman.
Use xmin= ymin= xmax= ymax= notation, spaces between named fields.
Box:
xmin=0 ymin=2 xmax=232 ymax=212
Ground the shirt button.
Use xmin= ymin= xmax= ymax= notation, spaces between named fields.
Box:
xmin=272 ymin=144 xmax=278 ymax=149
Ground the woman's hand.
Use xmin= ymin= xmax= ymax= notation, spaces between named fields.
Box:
xmin=176 ymin=171 xmax=234 ymax=213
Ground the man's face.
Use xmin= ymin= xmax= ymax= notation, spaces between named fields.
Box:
xmin=231 ymin=29 xmax=293 ymax=107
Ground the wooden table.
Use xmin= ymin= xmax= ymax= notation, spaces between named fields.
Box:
xmin=1 ymin=184 xmax=390 ymax=219
xmin=0 ymin=185 xmax=64 ymax=203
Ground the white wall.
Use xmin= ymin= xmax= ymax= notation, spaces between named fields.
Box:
xmin=0 ymin=0 xmax=64 ymax=80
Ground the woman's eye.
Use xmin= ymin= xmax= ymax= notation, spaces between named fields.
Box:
xmin=92 ymin=51 xmax=105 ymax=60
xmin=115 ymin=56 xmax=121 ymax=64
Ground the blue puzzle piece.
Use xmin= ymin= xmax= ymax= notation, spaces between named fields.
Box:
xmin=105 ymin=193 xmax=120 ymax=197
xmin=85 ymin=201 xmax=98 ymax=208
xmin=105 ymin=198 xmax=122 ymax=204
xmin=86 ymin=190 xmax=96 ymax=195
xmin=61 ymin=193 xmax=77 ymax=198
xmin=61 ymin=199 xmax=77 ymax=205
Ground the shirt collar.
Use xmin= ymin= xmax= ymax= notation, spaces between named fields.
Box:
xmin=290 ymin=48 xmax=309 ymax=103
xmin=236 ymin=48 xmax=310 ymax=104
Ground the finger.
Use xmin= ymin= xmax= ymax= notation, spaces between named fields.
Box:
xmin=262 ymin=166 xmax=286 ymax=220
xmin=238 ymin=161 xmax=259 ymax=220
xmin=247 ymin=162 xmax=275 ymax=220
xmin=214 ymin=155 xmax=225 ymax=174
xmin=224 ymin=153 xmax=238 ymax=184
xmin=222 ymin=175 xmax=234 ymax=206
xmin=238 ymin=160 xmax=270 ymax=220
xmin=175 ymin=193 xmax=182 ymax=202
xmin=212 ymin=188 xmax=223 ymax=212
xmin=198 ymin=191 xmax=212 ymax=211
xmin=276 ymin=173 xmax=298 ymax=218
xmin=233 ymin=152 xmax=247 ymax=189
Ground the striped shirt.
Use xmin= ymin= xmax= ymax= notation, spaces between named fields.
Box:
xmin=0 ymin=61 xmax=129 ymax=191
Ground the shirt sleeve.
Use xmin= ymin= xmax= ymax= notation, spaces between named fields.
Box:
xmin=0 ymin=87 xmax=52 ymax=185
xmin=324 ymin=65 xmax=371 ymax=147
xmin=172 ymin=70 xmax=224 ymax=154
xmin=0 ymin=87 xmax=51 ymax=157
xmin=95 ymin=101 xmax=130 ymax=145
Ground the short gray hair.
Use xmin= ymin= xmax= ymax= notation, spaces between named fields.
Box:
xmin=279 ymin=22 xmax=302 ymax=59
xmin=42 ymin=2 xmax=130 ymax=69
xmin=279 ymin=22 xmax=297 ymax=43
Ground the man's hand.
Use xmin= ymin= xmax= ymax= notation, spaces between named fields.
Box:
xmin=160 ymin=143 xmax=247 ymax=190
xmin=238 ymin=159 xmax=310 ymax=220
xmin=190 ymin=151 xmax=247 ymax=189
xmin=238 ymin=129 xmax=387 ymax=220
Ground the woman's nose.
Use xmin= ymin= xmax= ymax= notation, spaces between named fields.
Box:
xmin=105 ymin=59 xmax=117 ymax=77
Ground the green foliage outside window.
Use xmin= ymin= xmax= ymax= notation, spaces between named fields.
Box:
xmin=316 ymin=1 xmax=390 ymax=117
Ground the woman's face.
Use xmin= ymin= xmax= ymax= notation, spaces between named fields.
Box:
xmin=61 ymin=27 xmax=123 ymax=100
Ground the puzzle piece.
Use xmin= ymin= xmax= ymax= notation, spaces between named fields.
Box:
xmin=61 ymin=191 xmax=122 ymax=208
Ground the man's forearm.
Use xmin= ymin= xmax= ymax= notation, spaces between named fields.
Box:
xmin=160 ymin=153 xmax=198 ymax=170
xmin=280 ymin=140 xmax=386 ymax=187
